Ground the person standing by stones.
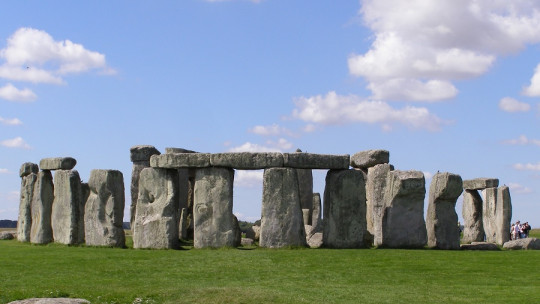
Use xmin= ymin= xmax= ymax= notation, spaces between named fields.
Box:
xmin=523 ymin=222 xmax=531 ymax=238
xmin=515 ymin=221 xmax=522 ymax=239
xmin=510 ymin=223 xmax=516 ymax=240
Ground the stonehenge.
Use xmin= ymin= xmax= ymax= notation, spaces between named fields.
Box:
xmin=15 ymin=146 xmax=517 ymax=250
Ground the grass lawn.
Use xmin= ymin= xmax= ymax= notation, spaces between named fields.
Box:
xmin=1 ymin=233 xmax=539 ymax=304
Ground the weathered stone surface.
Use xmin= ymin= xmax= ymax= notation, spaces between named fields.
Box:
xmin=350 ymin=150 xmax=390 ymax=169
xmin=462 ymin=189 xmax=484 ymax=243
xmin=210 ymin=152 xmax=284 ymax=169
xmin=426 ymin=172 xmax=463 ymax=249
xmin=84 ymin=169 xmax=125 ymax=247
xmin=463 ymin=178 xmax=499 ymax=190
xmin=130 ymin=145 xmax=160 ymax=162
xmin=323 ymin=169 xmax=368 ymax=248
xmin=482 ymin=187 xmax=498 ymax=243
xmin=18 ymin=172 xmax=37 ymax=242
xmin=460 ymin=242 xmax=500 ymax=250
xmin=307 ymin=232 xmax=323 ymax=248
xmin=19 ymin=162 xmax=38 ymax=177
xmin=297 ymin=168 xmax=313 ymax=225
xmin=378 ymin=170 xmax=427 ymax=248
xmin=252 ymin=225 xmax=260 ymax=241
xmin=179 ymin=208 xmax=188 ymax=239
xmin=260 ymin=168 xmax=307 ymax=248
xmin=496 ymin=186 xmax=512 ymax=245
xmin=39 ymin=157 xmax=77 ymax=170
xmin=79 ymin=183 xmax=89 ymax=244
xmin=312 ymin=193 xmax=322 ymax=230
xmin=8 ymin=299 xmax=90 ymax=304
xmin=367 ymin=164 xmax=393 ymax=246
xmin=193 ymin=167 xmax=240 ymax=248
xmin=51 ymin=170 xmax=83 ymax=245
xmin=241 ymin=238 xmax=254 ymax=246
xmin=503 ymin=238 xmax=540 ymax=250
xmin=30 ymin=170 xmax=54 ymax=244
xmin=0 ymin=231 xmax=14 ymax=240
xmin=283 ymin=153 xmax=350 ymax=169
xmin=165 ymin=147 xmax=197 ymax=154
xmin=302 ymin=209 xmax=310 ymax=226
xmin=150 ymin=153 xmax=211 ymax=168
xmin=133 ymin=168 xmax=179 ymax=249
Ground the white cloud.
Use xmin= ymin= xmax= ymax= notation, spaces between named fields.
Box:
xmin=423 ymin=171 xmax=433 ymax=179
xmin=0 ymin=168 xmax=9 ymax=174
xmin=0 ymin=116 xmax=23 ymax=126
xmin=513 ymin=162 xmax=540 ymax=171
xmin=502 ymin=135 xmax=540 ymax=146
xmin=523 ymin=63 xmax=540 ymax=96
xmin=302 ymin=124 xmax=317 ymax=133
xmin=507 ymin=183 xmax=533 ymax=194
xmin=0 ymin=27 xmax=114 ymax=84
xmin=228 ymin=138 xmax=293 ymax=153
xmin=0 ymin=83 xmax=37 ymax=102
xmin=291 ymin=91 xmax=445 ymax=131
xmin=249 ymin=124 xmax=293 ymax=136
xmin=234 ymin=170 xmax=263 ymax=188
xmin=498 ymin=97 xmax=530 ymax=112
xmin=1 ymin=137 xmax=31 ymax=149
xmin=350 ymin=1 xmax=540 ymax=102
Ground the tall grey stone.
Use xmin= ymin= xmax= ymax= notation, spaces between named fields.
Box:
xmin=323 ymin=169 xmax=368 ymax=248
xmin=133 ymin=167 xmax=179 ymax=249
xmin=52 ymin=170 xmax=83 ymax=245
xmin=350 ymin=150 xmax=390 ymax=170
xmin=496 ymin=186 xmax=512 ymax=245
xmin=378 ymin=170 xmax=427 ymax=248
xmin=312 ymin=193 xmax=322 ymax=230
xmin=18 ymin=164 xmax=38 ymax=242
xmin=193 ymin=167 xmax=240 ymax=248
xmin=296 ymin=169 xmax=313 ymax=224
xmin=84 ymin=170 xmax=125 ymax=247
xmin=260 ymin=168 xmax=307 ymax=248
xmin=79 ymin=183 xmax=89 ymax=244
xmin=39 ymin=157 xmax=77 ymax=170
xmin=462 ymin=189 xmax=484 ymax=243
xmin=426 ymin=172 xmax=463 ymax=249
xmin=179 ymin=208 xmax=188 ymax=239
xmin=30 ymin=170 xmax=54 ymax=244
xmin=482 ymin=187 xmax=497 ymax=243
xmin=367 ymin=163 xmax=393 ymax=246
xmin=130 ymin=145 xmax=160 ymax=229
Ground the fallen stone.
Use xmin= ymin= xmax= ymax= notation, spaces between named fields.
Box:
xmin=463 ymin=178 xmax=499 ymax=190
xmin=426 ymin=172 xmax=463 ymax=250
xmin=367 ymin=164 xmax=393 ymax=246
xmin=130 ymin=145 xmax=161 ymax=162
xmin=19 ymin=162 xmax=38 ymax=177
xmin=210 ymin=152 xmax=284 ymax=169
xmin=260 ymin=168 xmax=307 ymax=248
xmin=18 ymin=171 xmax=37 ymax=242
xmin=84 ymin=169 xmax=126 ymax=247
xmin=311 ymin=193 xmax=322 ymax=230
xmin=503 ymin=238 xmax=540 ymax=250
xmin=283 ymin=153 xmax=350 ymax=169
xmin=39 ymin=157 xmax=77 ymax=170
xmin=7 ymin=299 xmax=90 ymax=304
xmin=496 ymin=186 xmax=512 ymax=245
xmin=482 ymin=187 xmax=497 ymax=243
xmin=133 ymin=167 xmax=179 ymax=249
xmin=193 ymin=167 xmax=240 ymax=248
xmin=350 ymin=150 xmax=390 ymax=169
xmin=150 ymin=153 xmax=211 ymax=168
xmin=0 ymin=231 xmax=14 ymax=240
xmin=460 ymin=242 xmax=500 ymax=250
xmin=378 ymin=170 xmax=427 ymax=248
xmin=52 ymin=170 xmax=83 ymax=245
xmin=30 ymin=170 xmax=54 ymax=244
xmin=323 ymin=169 xmax=368 ymax=248
xmin=241 ymin=238 xmax=254 ymax=246
xmin=462 ymin=189 xmax=484 ymax=243
xmin=307 ymin=232 xmax=323 ymax=248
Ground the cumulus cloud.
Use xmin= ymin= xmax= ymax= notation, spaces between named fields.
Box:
xmin=0 ymin=116 xmax=23 ymax=126
xmin=507 ymin=183 xmax=533 ymax=194
xmin=522 ymin=63 xmax=540 ymax=96
xmin=234 ymin=170 xmax=263 ymax=187
xmin=0 ymin=168 xmax=9 ymax=174
xmin=291 ymin=91 xmax=446 ymax=131
xmin=0 ymin=83 xmax=37 ymax=102
xmin=502 ymin=135 xmax=540 ymax=146
xmin=249 ymin=124 xmax=293 ymax=136
xmin=1 ymin=137 xmax=31 ymax=149
xmin=228 ymin=138 xmax=293 ymax=152
xmin=513 ymin=162 xmax=540 ymax=171
xmin=350 ymin=0 xmax=540 ymax=102
xmin=498 ymin=97 xmax=531 ymax=112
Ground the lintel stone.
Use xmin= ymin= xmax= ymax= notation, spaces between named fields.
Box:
xmin=283 ymin=153 xmax=350 ymax=169
xmin=130 ymin=145 xmax=160 ymax=162
xmin=210 ymin=152 xmax=284 ymax=169
xmin=150 ymin=153 xmax=211 ymax=168
xmin=463 ymin=178 xmax=499 ymax=190
xmin=350 ymin=150 xmax=389 ymax=169
xmin=39 ymin=157 xmax=77 ymax=170
xmin=165 ymin=147 xmax=198 ymax=154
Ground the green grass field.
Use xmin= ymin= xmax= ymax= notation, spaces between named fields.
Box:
xmin=1 ymin=231 xmax=539 ymax=304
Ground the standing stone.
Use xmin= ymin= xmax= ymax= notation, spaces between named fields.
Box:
xmin=130 ymin=145 xmax=160 ymax=228
xmin=323 ymin=169 xmax=368 ymax=248
xmin=52 ymin=170 xmax=83 ymax=245
xmin=30 ymin=170 xmax=54 ymax=244
xmin=482 ymin=187 xmax=498 ymax=243
xmin=79 ymin=183 xmax=90 ymax=244
xmin=462 ymin=189 xmax=484 ymax=243
xmin=84 ymin=170 xmax=125 ymax=247
xmin=495 ymin=186 xmax=512 ymax=245
xmin=260 ymin=168 xmax=307 ymax=248
xmin=295 ymin=149 xmax=314 ymax=225
xmin=193 ymin=167 xmax=239 ymax=248
xmin=378 ymin=170 xmax=427 ymax=248
xmin=312 ymin=193 xmax=322 ymax=231
xmin=18 ymin=163 xmax=39 ymax=242
xmin=133 ymin=167 xmax=179 ymax=249
xmin=179 ymin=208 xmax=188 ymax=240
xmin=367 ymin=164 xmax=393 ymax=246
xmin=426 ymin=172 xmax=463 ymax=249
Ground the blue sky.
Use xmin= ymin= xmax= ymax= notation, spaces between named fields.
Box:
xmin=1 ymin=1 xmax=539 ymax=227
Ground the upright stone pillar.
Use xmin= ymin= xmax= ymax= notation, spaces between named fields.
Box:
xmin=193 ymin=167 xmax=239 ymax=248
xmin=84 ymin=169 xmax=126 ymax=247
xmin=379 ymin=170 xmax=427 ymax=248
xmin=312 ymin=193 xmax=322 ymax=231
xmin=323 ymin=169 xmax=368 ymax=248
xmin=462 ymin=189 xmax=484 ymax=243
xmin=130 ymin=145 xmax=161 ymax=229
xmin=367 ymin=164 xmax=393 ymax=246
xmin=496 ymin=186 xmax=512 ymax=245
xmin=296 ymin=148 xmax=313 ymax=225
xmin=426 ymin=172 xmax=463 ymax=249
xmin=17 ymin=162 xmax=39 ymax=242
xmin=52 ymin=170 xmax=83 ymax=245
xmin=30 ymin=170 xmax=54 ymax=244
xmin=482 ymin=187 xmax=498 ymax=243
xmin=260 ymin=168 xmax=307 ymax=248
xmin=133 ymin=167 xmax=179 ymax=249
xmin=80 ymin=183 xmax=90 ymax=245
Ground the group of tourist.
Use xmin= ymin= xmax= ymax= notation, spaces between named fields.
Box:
xmin=511 ymin=221 xmax=531 ymax=240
